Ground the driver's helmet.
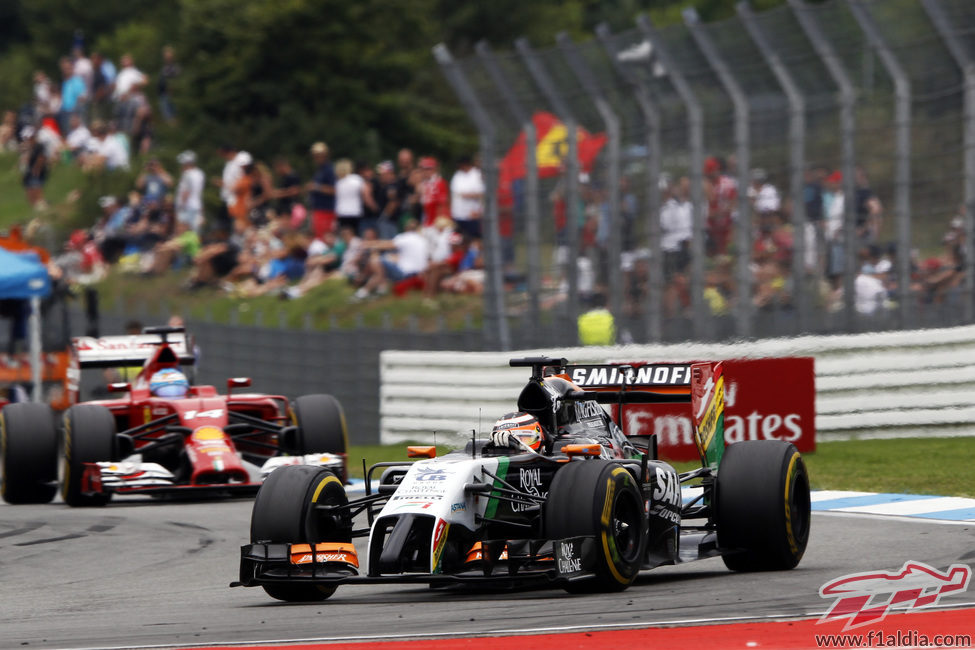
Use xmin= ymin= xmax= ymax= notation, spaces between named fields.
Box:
xmin=149 ymin=368 xmax=189 ymax=398
xmin=492 ymin=411 xmax=543 ymax=451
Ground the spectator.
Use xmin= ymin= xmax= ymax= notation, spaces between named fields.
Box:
xmin=64 ymin=114 xmax=91 ymax=157
xmin=418 ymin=156 xmax=448 ymax=229
xmin=355 ymin=218 xmax=429 ymax=299
xmin=19 ymin=127 xmax=48 ymax=210
xmin=0 ymin=111 xmax=17 ymax=151
xmin=334 ymin=158 xmax=367 ymax=235
xmin=33 ymin=71 xmax=53 ymax=117
xmin=158 ymin=45 xmax=180 ymax=123
xmin=113 ymin=54 xmax=148 ymax=134
xmin=229 ymin=153 xmax=255 ymax=233
xmin=149 ymin=219 xmax=200 ymax=274
xmin=136 ymin=158 xmax=174 ymax=204
xmin=358 ymin=161 xmax=380 ymax=235
xmin=703 ymin=155 xmax=736 ymax=256
xmin=92 ymin=195 xmax=128 ymax=262
xmin=397 ymin=148 xmax=421 ymax=225
xmin=374 ymin=160 xmax=401 ymax=239
xmin=440 ymin=236 xmax=485 ymax=295
xmin=89 ymin=52 xmax=115 ymax=116
xmin=212 ymin=144 xmax=243 ymax=235
xmin=854 ymin=167 xmax=883 ymax=243
xmin=748 ymin=168 xmax=780 ymax=216
xmin=72 ymin=46 xmax=94 ymax=93
xmin=449 ymin=155 xmax=484 ymax=239
xmin=271 ymin=156 xmax=303 ymax=227
xmin=306 ymin=141 xmax=336 ymax=238
xmin=175 ymin=150 xmax=205 ymax=234
xmin=59 ymin=56 xmax=87 ymax=132
xmin=81 ymin=120 xmax=128 ymax=171
xmin=660 ymin=174 xmax=692 ymax=279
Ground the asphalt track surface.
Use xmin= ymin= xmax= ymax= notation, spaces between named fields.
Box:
xmin=2 ymin=495 xmax=973 ymax=650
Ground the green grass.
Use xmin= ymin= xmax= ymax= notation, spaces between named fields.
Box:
xmin=802 ymin=437 xmax=975 ymax=498
xmin=347 ymin=437 xmax=975 ymax=498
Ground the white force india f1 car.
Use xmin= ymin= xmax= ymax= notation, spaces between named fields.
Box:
xmin=0 ymin=326 xmax=347 ymax=506
xmin=233 ymin=357 xmax=811 ymax=601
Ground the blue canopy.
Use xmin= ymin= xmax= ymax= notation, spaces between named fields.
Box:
xmin=0 ymin=247 xmax=51 ymax=299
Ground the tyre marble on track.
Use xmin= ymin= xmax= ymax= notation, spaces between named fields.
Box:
xmin=1 ymin=499 xmax=973 ymax=649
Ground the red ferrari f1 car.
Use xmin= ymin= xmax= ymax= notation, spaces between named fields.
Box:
xmin=0 ymin=326 xmax=347 ymax=506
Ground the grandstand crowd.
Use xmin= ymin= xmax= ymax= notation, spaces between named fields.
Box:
xmin=3 ymin=43 xmax=966 ymax=318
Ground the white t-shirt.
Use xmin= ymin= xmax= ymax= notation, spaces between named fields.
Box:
xmin=427 ymin=227 xmax=453 ymax=264
xmin=73 ymin=57 xmax=94 ymax=90
xmin=98 ymin=136 xmax=129 ymax=170
xmin=660 ymin=198 xmax=692 ymax=252
xmin=66 ymin=125 xmax=91 ymax=151
xmin=753 ymin=183 xmax=781 ymax=213
xmin=855 ymin=273 xmax=886 ymax=315
xmin=393 ymin=231 xmax=429 ymax=275
xmin=335 ymin=174 xmax=365 ymax=217
xmin=113 ymin=66 xmax=147 ymax=99
xmin=221 ymin=156 xmax=244 ymax=205
xmin=177 ymin=167 xmax=205 ymax=211
xmin=450 ymin=167 xmax=484 ymax=221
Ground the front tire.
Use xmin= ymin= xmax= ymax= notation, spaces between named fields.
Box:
xmin=251 ymin=465 xmax=352 ymax=602
xmin=545 ymin=460 xmax=647 ymax=592
xmin=1 ymin=403 xmax=58 ymax=504
xmin=289 ymin=395 xmax=348 ymax=482
xmin=715 ymin=440 xmax=811 ymax=572
xmin=62 ymin=405 xmax=118 ymax=507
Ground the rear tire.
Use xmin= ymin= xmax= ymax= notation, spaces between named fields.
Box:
xmin=290 ymin=395 xmax=348 ymax=482
xmin=1 ymin=403 xmax=58 ymax=504
xmin=62 ymin=405 xmax=118 ymax=507
xmin=546 ymin=460 xmax=646 ymax=593
xmin=251 ymin=465 xmax=351 ymax=602
xmin=715 ymin=440 xmax=811 ymax=572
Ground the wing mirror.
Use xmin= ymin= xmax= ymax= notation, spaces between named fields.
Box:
xmin=407 ymin=446 xmax=436 ymax=459
xmin=227 ymin=377 xmax=251 ymax=395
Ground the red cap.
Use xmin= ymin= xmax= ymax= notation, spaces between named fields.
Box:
xmin=827 ymin=171 xmax=842 ymax=185
xmin=703 ymin=156 xmax=720 ymax=175
xmin=419 ymin=156 xmax=438 ymax=169
xmin=68 ymin=230 xmax=87 ymax=249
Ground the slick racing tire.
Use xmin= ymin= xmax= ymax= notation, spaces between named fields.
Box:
xmin=715 ymin=440 xmax=811 ymax=572
xmin=545 ymin=460 xmax=647 ymax=593
xmin=251 ymin=465 xmax=352 ymax=602
xmin=62 ymin=405 xmax=118 ymax=507
xmin=290 ymin=394 xmax=348 ymax=482
xmin=1 ymin=403 xmax=58 ymax=504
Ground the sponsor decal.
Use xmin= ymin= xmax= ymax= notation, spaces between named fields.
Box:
xmin=818 ymin=561 xmax=972 ymax=631
xmin=617 ymin=358 xmax=814 ymax=461
xmin=556 ymin=538 xmax=584 ymax=576
xmin=450 ymin=502 xmax=466 ymax=513
xmin=415 ymin=468 xmax=449 ymax=481
xmin=192 ymin=426 xmax=226 ymax=441
xmin=513 ymin=467 xmax=546 ymax=513
xmin=570 ymin=364 xmax=691 ymax=388
xmin=574 ymin=400 xmax=604 ymax=421
xmin=431 ymin=519 xmax=450 ymax=573
xmin=290 ymin=543 xmax=358 ymax=568
xmin=390 ymin=494 xmax=443 ymax=501
xmin=152 ymin=407 xmax=168 ymax=416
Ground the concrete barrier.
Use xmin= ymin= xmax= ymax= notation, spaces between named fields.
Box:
xmin=380 ymin=324 xmax=975 ymax=444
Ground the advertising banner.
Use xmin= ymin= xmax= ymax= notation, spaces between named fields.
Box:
xmin=615 ymin=357 xmax=815 ymax=462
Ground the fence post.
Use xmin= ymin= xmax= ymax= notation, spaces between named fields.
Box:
xmin=515 ymin=38 xmax=582 ymax=330
xmin=595 ymin=23 xmax=664 ymax=343
xmin=737 ymin=2 xmax=809 ymax=335
xmin=432 ymin=43 xmax=511 ymax=351
xmin=921 ymin=0 xmax=975 ymax=325
xmin=636 ymin=14 xmax=707 ymax=340
xmin=556 ymin=32 xmax=624 ymax=334
xmin=789 ymin=0 xmax=857 ymax=332
xmin=684 ymin=8 xmax=752 ymax=340
xmin=476 ymin=41 xmax=542 ymax=338
xmin=846 ymin=0 xmax=912 ymax=330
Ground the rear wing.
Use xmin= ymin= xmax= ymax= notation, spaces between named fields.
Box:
xmin=510 ymin=357 xmax=725 ymax=468
xmin=72 ymin=328 xmax=195 ymax=369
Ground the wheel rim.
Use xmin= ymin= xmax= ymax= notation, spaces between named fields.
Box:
xmin=612 ymin=488 xmax=642 ymax=563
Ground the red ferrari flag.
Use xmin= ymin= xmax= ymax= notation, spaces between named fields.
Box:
xmin=499 ymin=111 xmax=607 ymax=185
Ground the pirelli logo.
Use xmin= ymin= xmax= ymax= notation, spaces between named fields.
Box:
xmin=568 ymin=364 xmax=692 ymax=388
